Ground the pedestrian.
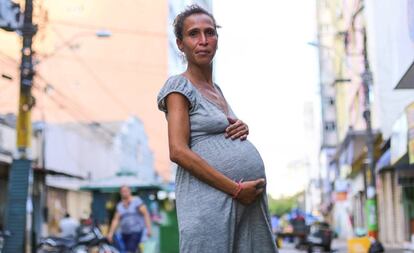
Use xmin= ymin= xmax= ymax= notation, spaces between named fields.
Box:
xmin=59 ymin=213 xmax=79 ymax=237
xmin=157 ymin=5 xmax=278 ymax=253
xmin=107 ymin=185 xmax=152 ymax=253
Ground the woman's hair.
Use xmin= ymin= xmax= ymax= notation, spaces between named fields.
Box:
xmin=173 ymin=4 xmax=219 ymax=41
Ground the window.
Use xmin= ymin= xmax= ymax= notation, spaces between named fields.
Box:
xmin=324 ymin=121 xmax=336 ymax=131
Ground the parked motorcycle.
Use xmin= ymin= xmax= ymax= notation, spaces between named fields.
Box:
xmin=37 ymin=220 xmax=119 ymax=253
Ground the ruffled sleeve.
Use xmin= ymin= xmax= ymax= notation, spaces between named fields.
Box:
xmin=157 ymin=75 xmax=196 ymax=113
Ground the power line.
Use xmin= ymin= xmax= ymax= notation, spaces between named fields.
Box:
xmin=37 ymin=53 xmax=167 ymax=71
xmin=49 ymin=19 xmax=167 ymax=38
xmin=32 ymin=86 xmax=115 ymax=141
xmin=34 ymin=74 xmax=117 ymax=138
xmin=0 ymin=49 xmax=119 ymax=138
xmin=51 ymin=26 xmax=131 ymax=116
xmin=0 ymin=51 xmax=19 ymax=65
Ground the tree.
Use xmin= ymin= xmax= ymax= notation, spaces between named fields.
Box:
xmin=267 ymin=192 xmax=303 ymax=216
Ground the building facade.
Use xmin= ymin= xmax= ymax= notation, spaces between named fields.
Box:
xmin=316 ymin=0 xmax=414 ymax=247
xmin=315 ymin=0 xmax=382 ymax=239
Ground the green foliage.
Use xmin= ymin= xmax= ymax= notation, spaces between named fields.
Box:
xmin=267 ymin=193 xmax=302 ymax=216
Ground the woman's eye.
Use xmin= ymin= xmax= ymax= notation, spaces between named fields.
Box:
xmin=189 ymin=31 xmax=198 ymax=37
xmin=206 ymin=30 xmax=216 ymax=36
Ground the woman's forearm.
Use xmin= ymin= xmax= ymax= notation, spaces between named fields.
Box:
xmin=108 ymin=215 xmax=119 ymax=236
xmin=144 ymin=213 xmax=152 ymax=232
xmin=170 ymin=147 xmax=239 ymax=195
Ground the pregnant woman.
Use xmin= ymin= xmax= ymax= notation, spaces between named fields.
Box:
xmin=157 ymin=5 xmax=277 ymax=253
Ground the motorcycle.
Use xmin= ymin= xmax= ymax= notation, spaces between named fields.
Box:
xmin=37 ymin=220 xmax=119 ymax=253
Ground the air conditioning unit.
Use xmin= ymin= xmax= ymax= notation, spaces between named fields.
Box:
xmin=0 ymin=0 xmax=22 ymax=32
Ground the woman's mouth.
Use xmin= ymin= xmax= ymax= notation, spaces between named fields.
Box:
xmin=196 ymin=50 xmax=210 ymax=56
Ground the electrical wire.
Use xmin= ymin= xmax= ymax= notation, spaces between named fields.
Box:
xmin=0 ymin=52 xmax=118 ymax=142
xmin=34 ymin=74 xmax=117 ymax=138
xmin=32 ymin=89 xmax=115 ymax=141
xmin=49 ymin=19 xmax=167 ymax=38
xmin=0 ymin=51 xmax=19 ymax=65
xmin=51 ymin=26 xmax=131 ymax=116
xmin=0 ymin=50 xmax=119 ymax=139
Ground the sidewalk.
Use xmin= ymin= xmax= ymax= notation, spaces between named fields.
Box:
xmin=383 ymin=246 xmax=413 ymax=253
xmin=331 ymin=239 xmax=347 ymax=252
xmin=331 ymin=239 xmax=412 ymax=253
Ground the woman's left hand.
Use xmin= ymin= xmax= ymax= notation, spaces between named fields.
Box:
xmin=225 ymin=117 xmax=249 ymax=141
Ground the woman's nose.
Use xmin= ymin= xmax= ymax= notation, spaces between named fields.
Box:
xmin=199 ymin=34 xmax=208 ymax=45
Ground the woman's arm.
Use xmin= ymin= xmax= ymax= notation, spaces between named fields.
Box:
xmin=165 ymin=93 xmax=263 ymax=204
xmin=138 ymin=205 xmax=152 ymax=237
xmin=107 ymin=211 xmax=120 ymax=242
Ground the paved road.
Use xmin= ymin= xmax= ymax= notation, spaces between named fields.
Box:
xmin=277 ymin=240 xmax=347 ymax=253
xmin=277 ymin=240 xmax=409 ymax=253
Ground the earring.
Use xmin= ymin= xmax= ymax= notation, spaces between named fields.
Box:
xmin=180 ymin=52 xmax=187 ymax=64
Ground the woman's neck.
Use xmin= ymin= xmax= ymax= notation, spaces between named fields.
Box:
xmin=185 ymin=64 xmax=213 ymax=86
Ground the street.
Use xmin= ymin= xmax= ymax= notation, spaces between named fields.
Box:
xmin=277 ymin=241 xmax=409 ymax=253
xmin=277 ymin=240 xmax=348 ymax=253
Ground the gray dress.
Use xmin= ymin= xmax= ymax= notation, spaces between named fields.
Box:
xmin=157 ymin=75 xmax=278 ymax=253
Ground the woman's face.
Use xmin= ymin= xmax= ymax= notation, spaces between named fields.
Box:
xmin=177 ymin=13 xmax=218 ymax=66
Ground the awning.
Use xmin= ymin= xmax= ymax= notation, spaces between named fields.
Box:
xmin=330 ymin=129 xmax=381 ymax=166
xmin=390 ymin=154 xmax=414 ymax=186
xmin=395 ymin=61 xmax=414 ymax=89
xmin=33 ymin=167 xmax=85 ymax=180
xmin=376 ymin=149 xmax=391 ymax=173
xmin=0 ymin=148 xmax=12 ymax=164
xmin=80 ymin=172 xmax=161 ymax=192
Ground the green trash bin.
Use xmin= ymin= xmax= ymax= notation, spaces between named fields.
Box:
xmin=159 ymin=208 xmax=179 ymax=253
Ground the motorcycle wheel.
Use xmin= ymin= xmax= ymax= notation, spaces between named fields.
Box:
xmin=98 ymin=244 xmax=120 ymax=253
xmin=72 ymin=245 xmax=88 ymax=253
xmin=36 ymin=245 xmax=62 ymax=253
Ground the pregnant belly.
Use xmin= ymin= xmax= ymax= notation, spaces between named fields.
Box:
xmin=191 ymin=134 xmax=266 ymax=181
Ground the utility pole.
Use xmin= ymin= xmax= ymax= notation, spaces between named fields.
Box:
xmin=4 ymin=0 xmax=37 ymax=252
xmin=361 ymin=26 xmax=378 ymax=239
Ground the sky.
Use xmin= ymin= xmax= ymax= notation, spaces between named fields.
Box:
xmin=213 ymin=0 xmax=321 ymax=197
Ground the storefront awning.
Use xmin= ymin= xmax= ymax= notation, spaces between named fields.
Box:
xmin=80 ymin=172 xmax=161 ymax=192
xmin=395 ymin=61 xmax=414 ymax=89
xmin=388 ymin=154 xmax=414 ymax=186
xmin=330 ymin=129 xmax=381 ymax=166
xmin=33 ymin=166 xmax=85 ymax=179
xmin=376 ymin=149 xmax=391 ymax=173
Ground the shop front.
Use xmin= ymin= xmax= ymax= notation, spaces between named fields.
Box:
xmin=387 ymin=102 xmax=414 ymax=243
xmin=0 ymin=122 xmax=15 ymax=229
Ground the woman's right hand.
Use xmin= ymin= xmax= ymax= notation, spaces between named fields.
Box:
xmin=236 ymin=178 xmax=265 ymax=205
xmin=106 ymin=232 xmax=114 ymax=243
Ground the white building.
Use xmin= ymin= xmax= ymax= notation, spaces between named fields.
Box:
xmin=364 ymin=0 xmax=414 ymax=247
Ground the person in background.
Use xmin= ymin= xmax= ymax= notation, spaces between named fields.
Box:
xmin=271 ymin=215 xmax=280 ymax=234
xmin=59 ymin=213 xmax=79 ymax=237
xmin=107 ymin=185 xmax=152 ymax=253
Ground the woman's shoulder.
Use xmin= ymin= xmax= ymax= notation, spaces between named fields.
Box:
xmin=158 ymin=74 xmax=194 ymax=97
xmin=162 ymin=74 xmax=190 ymax=89
xmin=157 ymin=74 xmax=196 ymax=112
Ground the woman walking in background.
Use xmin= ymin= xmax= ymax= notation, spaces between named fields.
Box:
xmin=157 ymin=5 xmax=277 ymax=253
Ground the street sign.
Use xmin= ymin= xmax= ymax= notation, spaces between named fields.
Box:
xmin=0 ymin=0 xmax=22 ymax=31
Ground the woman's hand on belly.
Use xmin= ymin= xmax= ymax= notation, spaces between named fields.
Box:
xmin=225 ymin=117 xmax=249 ymax=141
xmin=236 ymin=178 xmax=266 ymax=205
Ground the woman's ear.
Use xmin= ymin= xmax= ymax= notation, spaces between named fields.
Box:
xmin=176 ymin=38 xmax=184 ymax=52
